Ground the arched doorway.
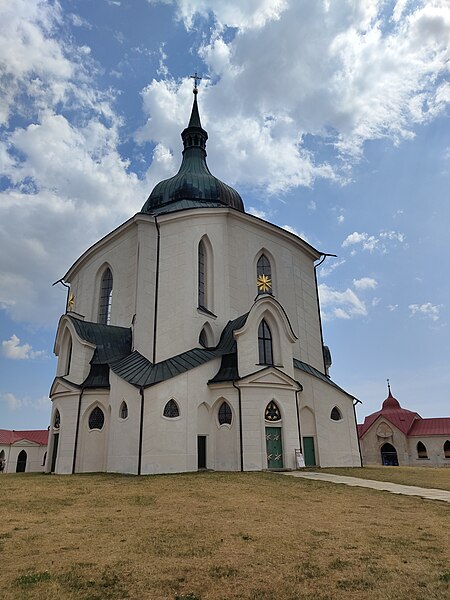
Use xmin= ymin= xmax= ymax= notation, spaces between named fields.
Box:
xmin=380 ymin=443 xmax=398 ymax=466
xmin=16 ymin=450 xmax=27 ymax=472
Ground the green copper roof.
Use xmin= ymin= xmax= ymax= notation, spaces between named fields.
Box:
xmin=142 ymin=93 xmax=244 ymax=214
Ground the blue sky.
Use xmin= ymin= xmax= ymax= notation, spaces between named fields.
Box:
xmin=1 ymin=0 xmax=450 ymax=430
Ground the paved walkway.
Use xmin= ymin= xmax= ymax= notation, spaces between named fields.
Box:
xmin=279 ymin=472 xmax=450 ymax=503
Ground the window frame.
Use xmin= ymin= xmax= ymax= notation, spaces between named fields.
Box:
xmin=198 ymin=240 xmax=207 ymax=310
xmin=218 ymin=401 xmax=233 ymax=427
xmin=416 ymin=441 xmax=428 ymax=459
xmin=88 ymin=406 xmax=105 ymax=431
xmin=119 ymin=400 xmax=128 ymax=420
xmin=330 ymin=406 xmax=343 ymax=421
xmin=257 ymin=253 xmax=273 ymax=295
xmin=98 ymin=267 xmax=113 ymax=325
xmin=444 ymin=440 xmax=450 ymax=459
xmin=265 ymin=400 xmax=281 ymax=422
xmin=162 ymin=399 xmax=181 ymax=419
xmin=258 ymin=319 xmax=274 ymax=365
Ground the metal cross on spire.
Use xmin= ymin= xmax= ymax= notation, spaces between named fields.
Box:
xmin=190 ymin=71 xmax=202 ymax=94
xmin=387 ymin=378 xmax=391 ymax=394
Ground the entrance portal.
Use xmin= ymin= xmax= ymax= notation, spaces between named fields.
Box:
xmin=197 ymin=435 xmax=207 ymax=469
xmin=303 ymin=436 xmax=316 ymax=466
xmin=16 ymin=450 xmax=27 ymax=473
xmin=265 ymin=427 xmax=283 ymax=469
xmin=380 ymin=443 xmax=399 ymax=466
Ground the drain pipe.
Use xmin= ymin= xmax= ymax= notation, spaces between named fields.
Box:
xmin=138 ymin=386 xmax=145 ymax=475
xmin=152 ymin=216 xmax=161 ymax=364
xmin=233 ymin=380 xmax=244 ymax=472
xmin=295 ymin=388 xmax=303 ymax=453
xmin=72 ymin=386 xmax=84 ymax=474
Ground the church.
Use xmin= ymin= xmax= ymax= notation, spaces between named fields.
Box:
xmin=48 ymin=83 xmax=361 ymax=475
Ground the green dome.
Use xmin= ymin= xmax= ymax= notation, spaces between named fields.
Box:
xmin=142 ymin=93 xmax=244 ymax=214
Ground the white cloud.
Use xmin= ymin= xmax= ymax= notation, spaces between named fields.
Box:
xmin=337 ymin=214 xmax=345 ymax=224
xmin=353 ymin=277 xmax=378 ymax=290
xmin=388 ymin=304 xmax=399 ymax=311
xmin=319 ymin=283 xmax=367 ymax=321
xmin=248 ymin=206 xmax=268 ymax=219
xmin=281 ymin=224 xmax=310 ymax=244
xmin=409 ymin=302 xmax=442 ymax=322
xmin=0 ymin=392 xmax=50 ymax=411
xmin=2 ymin=334 xmax=45 ymax=359
xmin=308 ymin=200 xmax=316 ymax=211
xmin=342 ymin=230 xmax=405 ymax=253
xmin=319 ymin=257 xmax=346 ymax=278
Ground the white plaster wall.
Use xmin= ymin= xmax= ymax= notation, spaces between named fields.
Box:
xmin=359 ymin=418 xmax=410 ymax=466
xmin=50 ymin=393 xmax=80 ymax=474
xmin=107 ymin=373 xmax=141 ymax=474
xmin=3 ymin=443 xmax=47 ymax=473
xmin=407 ymin=436 xmax=450 ymax=467
xmin=76 ymin=391 xmax=109 ymax=473
xmin=295 ymin=372 xmax=361 ymax=467
xmin=54 ymin=319 xmax=95 ymax=386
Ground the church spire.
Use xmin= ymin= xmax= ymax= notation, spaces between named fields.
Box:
xmin=181 ymin=75 xmax=208 ymax=153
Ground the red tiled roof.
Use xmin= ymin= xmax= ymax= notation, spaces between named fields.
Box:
xmin=408 ymin=418 xmax=450 ymax=436
xmin=358 ymin=391 xmax=420 ymax=437
xmin=0 ymin=429 xmax=48 ymax=446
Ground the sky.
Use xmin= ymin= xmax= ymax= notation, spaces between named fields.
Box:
xmin=0 ymin=0 xmax=449 ymax=431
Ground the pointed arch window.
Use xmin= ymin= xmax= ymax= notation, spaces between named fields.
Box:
xmin=65 ymin=338 xmax=72 ymax=376
xmin=444 ymin=441 xmax=450 ymax=458
xmin=265 ymin=400 xmax=281 ymax=422
xmin=258 ymin=319 xmax=273 ymax=365
xmin=53 ymin=410 xmax=61 ymax=430
xmin=330 ymin=407 xmax=343 ymax=421
xmin=163 ymin=399 xmax=180 ymax=418
xmin=88 ymin=407 xmax=105 ymax=430
xmin=218 ymin=401 xmax=232 ymax=425
xmin=199 ymin=328 xmax=209 ymax=348
xmin=98 ymin=268 xmax=113 ymax=325
xmin=417 ymin=441 xmax=428 ymax=459
xmin=198 ymin=240 xmax=207 ymax=309
xmin=119 ymin=401 xmax=128 ymax=419
xmin=257 ymin=254 xmax=272 ymax=295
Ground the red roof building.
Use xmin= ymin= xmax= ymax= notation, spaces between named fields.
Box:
xmin=358 ymin=385 xmax=450 ymax=467
xmin=0 ymin=429 xmax=48 ymax=474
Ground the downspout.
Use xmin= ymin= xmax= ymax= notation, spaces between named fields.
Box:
xmin=138 ymin=386 xmax=145 ymax=475
xmin=352 ymin=398 xmax=363 ymax=467
xmin=72 ymin=386 xmax=84 ymax=474
xmin=233 ymin=380 xmax=244 ymax=472
xmin=314 ymin=254 xmax=336 ymax=373
xmin=295 ymin=388 xmax=303 ymax=453
xmin=152 ymin=216 xmax=161 ymax=364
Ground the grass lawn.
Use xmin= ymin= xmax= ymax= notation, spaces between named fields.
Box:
xmin=1 ymin=471 xmax=449 ymax=600
xmin=319 ymin=466 xmax=450 ymax=491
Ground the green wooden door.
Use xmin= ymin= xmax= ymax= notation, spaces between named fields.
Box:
xmin=266 ymin=427 xmax=283 ymax=469
xmin=303 ymin=436 xmax=316 ymax=466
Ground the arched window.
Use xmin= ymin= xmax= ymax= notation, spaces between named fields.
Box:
xmin=218 ymin=401 xmax=232 ymax=425
xmin=98 ymin=267 xmax=113 ymax=325
xmin=257 ymin=254 xmax=272 ymax=295
xmin=417 ymin=441 xmax=428 ymax=459
xmin=198 ymin=240 xmax=207 ymax=309
xmin=330 ymin=407 xmax=343 ymax=421
xmin=65 ymin=338 xmax=72 ymax=376
xmin=163 ymin=399 xmax=180 ymax=418
xmin=16 ymin=450 xmax=27 ymax=473
xmin=199 ymin=328 xmax=209 ymax=348
xmin=444 ymin=441 xmax=450 ymax=458
xmin=119 ymin=401 xmax=128 ymax=419
xmin=258 ymin=319 xmax=273 ymax=365
xmin=53 ymin=410 xmax=61 ymax=429
xmin=265 ymin=400 xmax=281 ymax=422
xmin=88 ymin=407 xmax=105 ymax=430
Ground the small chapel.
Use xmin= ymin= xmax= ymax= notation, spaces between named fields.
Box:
xmin=48 ymin=82 xmax=361 ymax=475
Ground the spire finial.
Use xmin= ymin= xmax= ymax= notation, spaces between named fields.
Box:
xmin=387 ymin=378 xmax=391 ymax=395
xmin=190 ymin=71 xmax=202 ymax=95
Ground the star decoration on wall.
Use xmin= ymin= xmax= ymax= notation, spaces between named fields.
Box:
xmin=257 ymin=274 xmax=272 ymax=293
xmin=67 ymin=292 xmax=75 ymax=312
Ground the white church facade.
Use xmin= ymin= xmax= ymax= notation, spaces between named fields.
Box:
xmin=48 ymin=87 xmax=361 ymax=475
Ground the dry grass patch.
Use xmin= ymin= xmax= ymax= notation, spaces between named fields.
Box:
xmin=0 ymin=471 xmax=449 ymax=600
xmin=319 ymin=466 xmax=450 ymax=491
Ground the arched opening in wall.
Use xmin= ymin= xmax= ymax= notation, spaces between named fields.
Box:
xmin=330 ymin=406 xmax=343 ymax=421
xmin=119 ymin=401 xmax=128 ymax=419
xmin=199 ymin=327 xmax=209 ymax=348
xmin=444 ymin=440 xmax=450 ymax=458
xmin=98 ymin=267 xmax=113 ymax=325
xmin=16 ymin=450 xmax=27 ymax=473
xmin=42 ymin=451 xmax=47 ymax=466
xmin=53 ymin=409 xmax=61 ymax=430
xmin=65 ymin=338 xmax=72 ymax=376
xmin=258 ymin=319 xmax=274 ymax=365
xmin=88 ymin=407 xmax=105 ymax=430
xmin=417 ymin=441 xmax=428 ymax=459
xmin=0 ymin=450 xmax=5 ymax=472
xmin=264 ymin=400 xmax=283 ymax=469
xmin=197 ymin=236 xmax=214 ymax=313
xmin=218 ymin=401 xmax=232 ymax=426
xmin=256 ymin=253 xmax=273 ymax=295
xmin=163 ymin=399 xmax=180 ymax=418
xmin=380 ymin=443 xmax=398 ymax=466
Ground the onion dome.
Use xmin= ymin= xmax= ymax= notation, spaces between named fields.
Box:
xmin=382 ymin=380 xmax=401 ymax=410
xmin=142 ymin=88 xmax=244 ymax=214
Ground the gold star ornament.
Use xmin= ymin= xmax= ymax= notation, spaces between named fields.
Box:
xmin=67 ymin=292 xmax=75 ymax=312
xmin=257 ymin=274 xmax=272 ymax=293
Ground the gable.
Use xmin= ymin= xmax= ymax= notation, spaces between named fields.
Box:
xmin=50 ymin=377 xmax=80 ymax=396
xmin=237 ymin=366 xmax=301 ymax=390
xmin=359 ymin=414 xmax=407 ymax=439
